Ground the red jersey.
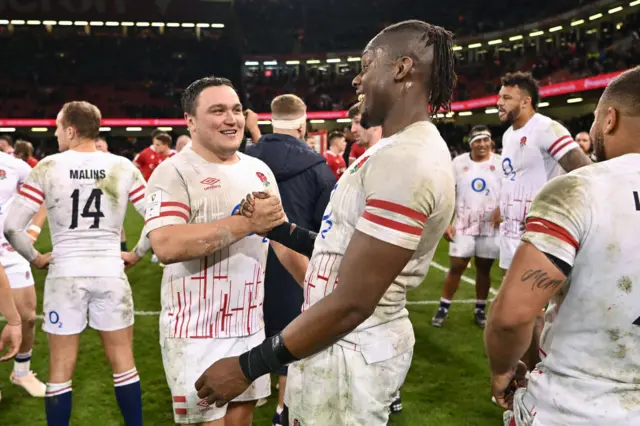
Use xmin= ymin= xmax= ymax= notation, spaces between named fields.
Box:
xmin=323 ymin=150 xmax=346 ymax=180
xmin=26 ymin=157 xmax=38 ymax=168
xmin=349 ymin=143 xmax=366 ymax=164
xmin=133 ymin=147 xmax=173 ymax=181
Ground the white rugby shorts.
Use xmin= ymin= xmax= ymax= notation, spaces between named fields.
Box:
xmin=285 ymin=344 xmax=413 ymax=426
xmin=42 ymin=274 xmax=134 ymax=335
xmin=5 ymin=263 xmax=35 ymax=289
xmin=162 ymin=330 xmax=270 ymax=424
xmin=448 ymin=234 xmax=499 ymax=260
xmin=499 ymin=235 xmax=522 ymax=270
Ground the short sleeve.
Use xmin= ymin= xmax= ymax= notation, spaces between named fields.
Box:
xmin=521 ymin=174 xmax=590 ymax=267
xmin=127 ymin=162 xmax=147 ymax=216
xmin=355 ymin=152 xmax=435 ymax=250
xmin=541 ymin=120 xmax=581 ymax=161
xmin=16 ymin=160 xmax=47 ymax=212
xmin=144 ymin=161 xmax=191 ymax=234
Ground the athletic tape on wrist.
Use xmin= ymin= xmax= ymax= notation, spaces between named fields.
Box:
xmin=266 ymin=222 xmax=317 ymax=258
xmin=239 ymin=334 xmax=298 ymax=382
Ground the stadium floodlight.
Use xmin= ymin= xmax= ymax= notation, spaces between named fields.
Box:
xmin=529 ymin=30 xmax=544 ymax=37
xmin=27 ymin=20 xmax=41 ymax=25
xmin=31 ymin=127 xmax=48 ymax=132
xmin=0 ymin=20 xmax=9 ymax=25
xmin=446 ymin=112 xmax=455 ymax=118
xmin=90 ymin=21 xmax=104 ymax=26
xmin=158 ymin=127 xmax=173 ymax=131
xmin=106 ymin=21 xmax=120 ymax=27
xmin=10 ymin=20 xmax=26 ymax=25
xmin=286 ymin=60 xmax=300 ymax=65
xmin=567 ymin=97 xmax=583 ymax=104
xmin=458 ymin=111 xmax=473 ymax=116
xmin=336 ymin=118 xmax=352 ymax=123
xmin=126 ymin=127 xmax=142 ymax=131
xmin=631 ymin=0 xmax=640 ymax=6
xmin=609 ymin=6 xmax=623 ymax=14
xmin=509 ymin=35 xmax=523 ymax=41
xmin=488 ymin=39 xmax=502 ymax=45
xmin=244 ymin=61 xmax=259 ymax=66
xmin=152 ymin=22 xmax=165 ymax=27
xmin=571 ymin=19 xmax=585 ymax=26
xmin=327 ymin=58 xmax=341 ymax=63
xmin=74 ymin=21 xmax=89 ymax=26
xmin=136 ymin=22 xmax=151 ymax=27
xmin=263 ymin=60 xmax=277 ymax=66
xmin=59 ymin=21 xmax=73 ymax=26
xmin=257 ymin=120 xmax=271 ymax=126
xmin=468 ymin=43 xmax=482 ymax=49
xmin=549 ymin=25 xmax=563 ymax=32
xmin=167 ymin=23 xmax=180 ymax=27
xmin=310 ymin=119 xmax=325 ymax=124
xmin=210 ymin=23 xmax=225 ymax=28
xmin=0 ymin=127 xmax=16 ymax=132
xmin=589 ymin=13 xmax=603 ymax=20
xmin=197 ymin=23 xmax=210 ymax=28
xmin=181 ymin=23 xmax=195 ymax=28
xmin=452 ymin=46 xmax=463 ymax=51
xmin=43 ymin=20 xmax=57 ymax=25
xmin=485 ymin=108 xmax=499 ymax=114
xmin=306 ymin=59 xmax=320 ymax=64
xmin=435 ymin=113 xmax=445 ymax=119
xmin=99 ymin=127 xmax=111 ymax=132
xmin=538 ymin=102 xmax=550 ymax=107
xmin=347 ymin=57 xmax=361 ymax=62
xmin=121 ymin=22 xmax=135 ymax=27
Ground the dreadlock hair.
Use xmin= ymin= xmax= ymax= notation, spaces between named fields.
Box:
xmin=377 ymin=20 xmax=457 ymax=115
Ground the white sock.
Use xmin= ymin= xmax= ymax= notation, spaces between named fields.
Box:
xmin=46 ymin=380 xmax=72 ymax=397
xmin=276 ymin=405 xmax=284 ymax=415
xmin=113 ymin=368 xmax=140 ymax=387
xmin=13 ymin=350 xmax=32 ymax=378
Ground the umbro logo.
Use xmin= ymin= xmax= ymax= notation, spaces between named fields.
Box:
xmin=201 ymin=177 xmax=221 ymax=191
xmin=197 ymin=398 xmax=214 ymax=413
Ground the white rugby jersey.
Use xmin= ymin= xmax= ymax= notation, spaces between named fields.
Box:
xmin=519 ymin=154 xmax=640 ymax=425
xmin=144 ymin=149 xmax=278 ymax=341
xmin=500 ymin=113 xmax=579 ymax=239
xmin=9 ymin=151 xmax=146 ymax=277
xmin=305 ymin=121 xmax=455 ymax=361
xmin=452 ymin=153 xmax=502 ymax=237
xmin=0 ymin=152 xmax=33 ymax=267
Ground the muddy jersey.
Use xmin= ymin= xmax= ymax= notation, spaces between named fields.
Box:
xmin=0 ymin=152 xmax=32 ymax=267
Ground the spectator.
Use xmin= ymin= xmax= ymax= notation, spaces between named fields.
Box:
xmin=13 ymin=140 xmax=38 ymax=167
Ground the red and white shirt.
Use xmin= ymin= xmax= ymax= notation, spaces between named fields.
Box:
xmin=499 ymin=113 xmax=580 ymax=239
xmin=323 ymin=150 xmax=346 ymax=180
xmin=144 ymin=150 xmax=279 ymax=341
xmin=452 ymin=153 xmax=502 ymax=237
xmin=11 ymin=151 xmax=146 ymax=277
xmin=349 ymin=143 xmax=366 ymax=164
xmin=518 ymin=154 xmax=640 ymax=425
xmin=134 ymin=147 xmax=174 ymax=181
xmin=307 ymin=121 xmax=455 ymax=361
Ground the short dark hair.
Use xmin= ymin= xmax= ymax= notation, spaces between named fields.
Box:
xmin=153 ymin=132 xmax=172 ymax=146
xmin=0 ymin=135 xmax=13 ymax=146
xmin=600 ymin=66 xmax=640 ymax=116
xmin=328 ymin=130 xmax=345 ymax=145
xmin=181 ymin=76 xmax=235 ymax=116
xmin=348 ymin=102 xmax=362 ymax=119
xmin=501 ymin=72 xmax=540 ymax=110
xmin=61 ymin=101 xmax=102 ymax=140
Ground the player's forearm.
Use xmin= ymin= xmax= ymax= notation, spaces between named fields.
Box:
xmin=266 ymin=222 xmax=316 ymax=258
xmin=3 ymin=202 xmax=39 ymax=263
xmin=0 ymin=267 xmax=21 ymax=325
xmin=484 ymin=317 xmax=535 ymax=375
xmin=269 ymin=241 xmax=308 ymax=287
xmin=132 ymin=231 xmax=151 ymax=259
xmin=148 ymin=216 xmax=253 ymax=264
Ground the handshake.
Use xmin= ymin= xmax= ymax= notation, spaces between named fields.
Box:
xmin=235 ymin=191 xmax=286 ymax=235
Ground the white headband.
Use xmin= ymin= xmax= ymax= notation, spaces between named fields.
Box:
xmin=271 ymin=115 xmax=307 ymax=130
xmin=469 ymin=131 xmax=491 ymax=144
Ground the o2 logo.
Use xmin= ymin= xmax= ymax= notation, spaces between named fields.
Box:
xmin=502 ymin=158 xmax=516 ymax=181
xmin=232 ymin=203 xmax=268 ymax=243
xmin=48 ymin=311 xmax=63 ymax=329
xmin=471 ymin=178 xmax=490 ymax=196
xmin=320 ymin=183 xmax=339 ymax=239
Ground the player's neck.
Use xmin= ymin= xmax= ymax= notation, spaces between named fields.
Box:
xmin=273 ymin=129 xmax=301 ymax=139
xmin=330 ymin=146 xmax=341 ymax=155
xmin=382 ymin=92 xmax=430 ymax=138
xmin=471 ymin=152 xmax=490 ymax=162
xmin=191 ymin=142 xmax=240 ymax=165
xmin=511 ymin=110 xmax=536 ymax=130
xmin=69 ymin=138 xmax=97 ymax=152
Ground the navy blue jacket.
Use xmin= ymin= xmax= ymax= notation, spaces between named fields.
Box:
xmin=246 ymin=133 xmax=336 ymax=332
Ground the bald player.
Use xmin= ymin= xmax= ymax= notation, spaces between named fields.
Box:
xmin=194 ymin=19 xmax=457 ymax=426
xmin=175 ymin=135 xmax=192 ymax=153
xmin=487 ymin=66 xmax=640 ymax=426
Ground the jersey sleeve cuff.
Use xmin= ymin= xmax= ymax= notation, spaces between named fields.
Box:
xmin=548 ymin=136 xmax=580 ymax=160
xmin=522 ymin=219 xmax=578 ymax=268
xmin=356 ymin=218 xmax=420 ymax=251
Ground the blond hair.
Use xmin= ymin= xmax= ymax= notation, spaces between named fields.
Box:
xmin=270 ymin=94 xmax=307 ymax=119
xmin=61 ymin=101 xmax=102 ymax=139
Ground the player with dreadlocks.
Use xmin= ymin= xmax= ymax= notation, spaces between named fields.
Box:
xmin=194 ymin=20 xmax=457 ymax=426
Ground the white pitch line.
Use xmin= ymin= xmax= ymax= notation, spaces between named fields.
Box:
xmin=430 ymin=261 xmax=499 ymax=296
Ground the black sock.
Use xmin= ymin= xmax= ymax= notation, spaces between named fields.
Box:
xmin=439 ymin=298 xmax=452 ymax=312
xmin=475 ymin=300 xmax=487 ymax=313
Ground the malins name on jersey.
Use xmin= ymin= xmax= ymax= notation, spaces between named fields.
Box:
xmin=69 ymin=169 xmax=107 ymax=180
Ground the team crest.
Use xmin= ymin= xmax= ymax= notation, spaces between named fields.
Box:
xmin=349 ymin=155 xmax=370 ymax=174
xmin=256 ymin=171 xmax=271 ymax=187
xmin=463 ymin=166 xmax=470 ymax=172
xmin=520 ymin=137 xmax=527 ymax=147
xmin=25 ymin=271 xmax=30 ymax=280
xmin=490 ymin=165 xmax=495 ymax=171
xmin=0 ymin=169 xmax=6 ymax=180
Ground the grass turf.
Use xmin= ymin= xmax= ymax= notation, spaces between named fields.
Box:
xmin=0 ymin=206 xmax=506 ymax=425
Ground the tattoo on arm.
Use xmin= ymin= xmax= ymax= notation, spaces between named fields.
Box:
xmin=558 ymin=148 xmax=592 ymax=172
xmin=521 ymin=269 xmax=566 ymax=291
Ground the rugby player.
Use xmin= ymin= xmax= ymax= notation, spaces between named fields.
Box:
xmin=194 ymin=19 xmax=457 ymax=426
xmin=0 ymin=264 xmax=23 ymax=401
xmin=133 ymin=131 xmax=174 ymax=181
xmin=433 ymin=125 xmax=502 ymax=329
xmin=4 ymin=101 xmax=149 ymax=426
xmin=322 ymin=130 xmax=347 ymax=180
xmin=487 ymin=66 xmax=640 ymax=426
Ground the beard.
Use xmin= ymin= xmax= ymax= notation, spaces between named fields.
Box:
xmin=506 ymin=109 xmax=520 ymax=125
xmin=593 ymin=128 xmax=607 ymax=162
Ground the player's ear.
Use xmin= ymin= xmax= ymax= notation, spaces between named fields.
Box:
xmin=185 ymin=113 xmax=195 ymax=133
xmin=604 ymin=106 xmax=618 ymax=135
xmin=394 ymin=56 xmax=414 ymax=82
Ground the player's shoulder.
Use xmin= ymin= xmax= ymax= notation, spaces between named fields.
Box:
xmin=452 ymin=152 xmax=470 ymax=167
xmin=238 ymin=152 xmax=276 ymax=177
xmin=0 ymin=151 xmax=27 ymax=169
xmin=536 ymin=113 xmax=569 ymax=136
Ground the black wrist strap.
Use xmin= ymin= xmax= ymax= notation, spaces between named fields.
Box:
xmin=238 ymin=333 xmax=299 ymax=382
xmin=266 ymin=222 xmax=317 ymax=258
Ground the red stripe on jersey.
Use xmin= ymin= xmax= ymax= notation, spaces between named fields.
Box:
xmin=173 ymin=396 xmax=187 ymax=403
xmin=130 ymin=194 xmax=144 ymax=204
xmin=526 ymin=218 xmax=579 ymax=250
xmin=129 ymin=185 xmax=145 ymax=198
xmin=547 ymin=135 xmax=572 ymax=156
xmin=18 ymin=188 xmax=43 ymax=204
xmin=22 ymin=184 xmax=44 ymax=198
xmin=161 ymin=201 xmax=190 ymax=213
xmin=361 ymin=211 xmax=423 ymax=236
xmin=549 ymin=140 xmax=575 ymax=157
xmin=174 ymin=408 xmax=187 ymax=415
xmin=366 ymin=199 xmax=428 ymax=223
xmin=145 ymin=211 xmax=189 ymax=225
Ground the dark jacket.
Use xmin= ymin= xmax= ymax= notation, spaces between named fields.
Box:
xmin=246 ymin=133 xmax=336 ymax=333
